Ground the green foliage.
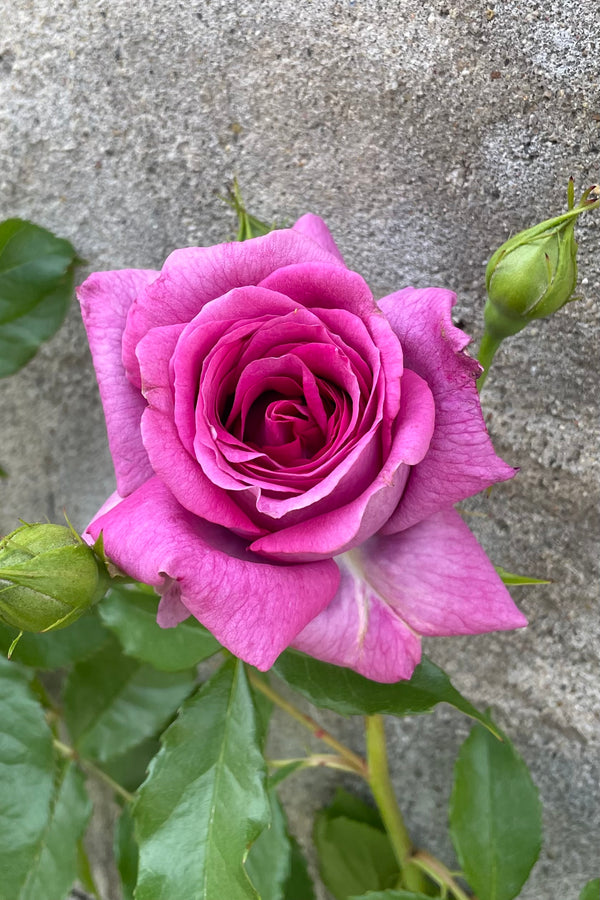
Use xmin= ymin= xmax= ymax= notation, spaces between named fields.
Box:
xmin=101 ymin=736 xmax=161 ymax=794
xmin=495 ymin=566 xmax=550 ymax=586
xmin=17 ymin=762 xmax=91 ymax=900
xmin=0 ymin=657 xmax=89 ymax=899
xmin=579 ymin=880 xmax=600 ymax=900
xmin=98 ymin=583 xmax=221 ymax=671
xmin=349 ymin=892 xmax=433 ymax=900
xmin=63 ymin=636 xmax=196 ymax=762
xmin=0 ymin=218 xmax=77 ymax=377
xmin=228 ymin=180 xmax=276 ymax=241
xmin=283 ymin=836 xmax=316 ymax=900
xmin=314 ymin=789 xmax=399 ymax=900
xmin=245 ymin=790 xmax=292 ymax=900
xmin=273 ymin=651 xmax=500 ymax=736
xmin=0 ymin=656 xmax=55 ymax=899
xmin=133 ymin=658 xmax=270 ymax=900
xmin=449 ymin=724 xmax=542 ymax=900
xmin=0 ymin=611 xmax=109 ymax=669
xmin=114 ymin=806 xmax=138 ymax=900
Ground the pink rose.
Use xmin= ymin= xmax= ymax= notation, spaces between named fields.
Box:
xmin=79 ymin=215 xmax=526 ymax=683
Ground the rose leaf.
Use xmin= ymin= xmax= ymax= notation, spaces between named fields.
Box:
xmin=0 ymin=656 xmax=53 ymax=899
xmin=313 ymin=797 xmax=399 ymax=900
xmin=272 ymin=651 xmax=501 ymax=738
xmin=98 ymin=583 xmax=221 ymax=672
xmin=0 ymin=611 xmax=110 ymax=670
xmin=0 ymin=218 xmax=77 ymax=378
xmin=449 ymin=724 xmax=542 ymax=900
xmin=245 ymin=789 xmax=292 ymax=900
xmin=283 ymin=836 xmax=316 ymax=900
xmin=579 ymin=879 xmax=600 ymax=900
xmin=114 ymin=806 xmax=138 ymax=900
xmin=17 ymin=762 xmax=91 ymax=900
xmin=63 ymin=635 xmax=196 ymax=763
xmin=133 ymin=658 xmax=270 ymax=900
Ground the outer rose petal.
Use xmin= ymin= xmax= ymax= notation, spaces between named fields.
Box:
xmin=354 ymin=507 xmax=527 ymax=637
xmin=292 ymin=213 xmax=346 ymax=265
xmin=77 ymin=269 xmax=159 ymax=496
xmin=292 ymin=559 xmax=423 ymax=682
xmin=86 ymin=477 xmax=340 ymax=670
xmin=379 ymin=287 xmax=516 ymax=534
xmin=295 ymin=508 xmax=526 ymax=683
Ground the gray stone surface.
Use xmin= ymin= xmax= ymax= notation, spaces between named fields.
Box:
xmin=1 ymin=1 xmax=598 ymax=898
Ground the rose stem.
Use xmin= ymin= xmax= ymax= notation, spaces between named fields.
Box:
xmin=477 ymin=333 xmax=502 ymax=392
xmin=268 ymin=754 xmax=365 ymax=775
xmin=53 ymin=738 xmax=135 ymax=804
xmin=411 ymin=850 xmax=475 ymax=900
xmin=365 ymin=715 xmax=428 ymax=892
xmin=247 ymin=670 xmax=367 ymax=777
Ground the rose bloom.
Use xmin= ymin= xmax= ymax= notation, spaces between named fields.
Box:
xmin=79 ymin=215 xmax=525 ymax=683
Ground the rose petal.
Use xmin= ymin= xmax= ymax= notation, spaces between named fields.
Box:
xmin=294 ymin=507 xmax=526 ymax=683
xmin=292 ymin=559 xmax=422 ymax=682
xmin=379 ymin=287 xmax=516 ymax=533
xmin=77 ymin=269 xmax=159 ymax=495
xmin=122 ymin=229 xmax=344 ymax=387
xmin=291 ymin=214 xmax=346 ymax=265
xmin=353 ymin=507 xmax=528 ymax=636
xmin=250 ymin=370 xmax=435 ymax=561
xmin=259 ymin=262 xmax=376 ymax=318
xmin=86 ymin=477 xmax=341 ymax=670
xmin=137 ymin=324 xmax=264 ymax=537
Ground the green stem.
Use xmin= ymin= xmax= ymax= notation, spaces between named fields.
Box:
xmin=365 ymin=716 xmax=428 ymax=892
xmin=53 ymin=739 xmax=134 ymax=804
xmin=268 ymin=754 xmax=363 ymax=774
xmin=411 ymin=850 xmax=474 ymax=900
xmin=248 ymin=670 xmax=368 ymax=777
xmin=477 ymin=332 xmax=502 ymax=393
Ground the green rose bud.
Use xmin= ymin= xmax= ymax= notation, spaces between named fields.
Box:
xmin=478 ymin=181 xmax=599 ymax=389
xmin=0 ymin=523 xmax=110 ymax=633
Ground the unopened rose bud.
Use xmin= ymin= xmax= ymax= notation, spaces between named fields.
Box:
xmin=478 ymin=181 xmax=599 ymax=389
xmin=0 ymin=523 xmax=110 ymax=633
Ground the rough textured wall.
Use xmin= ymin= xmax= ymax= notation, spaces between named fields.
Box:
xmin=1 ymin=1 xmax=598 ymax=898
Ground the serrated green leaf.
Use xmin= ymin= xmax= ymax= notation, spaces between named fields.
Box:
xmin=324 ymin=787 xmax=383 ymax=830
xmin=114 ymin=806 xmax=138 ymax=900
xmin=98 ymin=584 xmax=221 ymax=671
xmin=249 ymin=670 xmax=273 ymax=751
xmin=449 ymin=724 xmax=542 ymax=900
xmin=63 ymin=636 xmax=196 ymax=762
xmin=314 ymin=812 xmax=399 ymax=900
xmin=284 ymin=836 xmax=316 ymax=900
xmin=0 ymin=218 xmax=77 ymax=377
xmin=495 ymin=565 xmax=550 ymax=585
xmin=273 ymin=651 xmax=500 ymax=737
xmin=18 ymin=762 xmax=91 ymax=900
xmin=0 ymin=612 xmax=109 ymax=669
xmin=76 ymin=839 xmax=100 ymax=897
xmin=349 ymin=892 xmax=432 ymax=900
xmin=579 ymin=879 xmax=600 ymax=900
xmin=246 ymin=790 xmax=292 ymax=900
xmin=133 ymin=658 xmax=270 ymax=900
xmin=0 ymin=656 xmax=55 ymax=899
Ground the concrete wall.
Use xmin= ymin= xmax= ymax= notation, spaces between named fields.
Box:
xmin=1 ymin=2 xmax=598 ymax=897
